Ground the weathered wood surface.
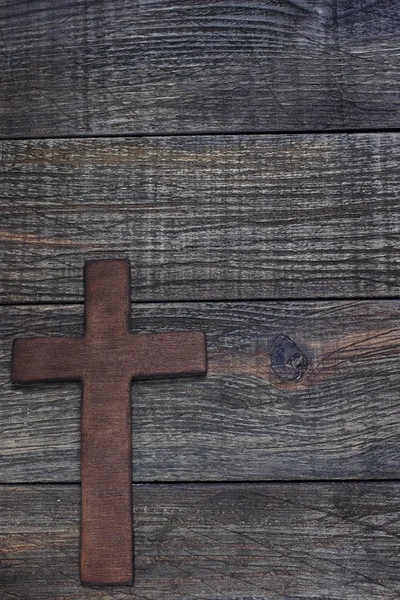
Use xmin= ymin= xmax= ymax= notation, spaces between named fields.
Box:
xmin=3 ymin=300 xmax=400 ymax=483
xmin=1 ymin=133 xmax=400 ymax=303
xmin=2 ymin=482 xmax=400 ymax=599
xmin=1 ymin=0 xmax=400 ymax=137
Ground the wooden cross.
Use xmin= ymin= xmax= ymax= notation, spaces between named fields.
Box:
xmin=11 ymin=259 xmax=207 ymax=586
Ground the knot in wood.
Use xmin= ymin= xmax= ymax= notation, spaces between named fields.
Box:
xmin=270 ymin=335 xmax=308 ymax=382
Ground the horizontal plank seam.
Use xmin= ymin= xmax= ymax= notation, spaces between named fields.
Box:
xmin=1 ymin=127 xmax=400 ymax=143
xmin=3 ymin=295 xmax=400 ymax=308
xmin=2 ymin=479 xmax=400 ymax=487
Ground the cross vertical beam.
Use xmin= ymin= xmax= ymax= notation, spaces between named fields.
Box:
xmin=81 ymin=373 xmax=133 ymax=585
xmin=80 ymin=260 xmax=134 ymax=585
xmin=12 ymin=259 xmax=207 ymax=586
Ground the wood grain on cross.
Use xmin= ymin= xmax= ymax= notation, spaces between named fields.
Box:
xmin=11 ymin=259 xmax=207 ymax=586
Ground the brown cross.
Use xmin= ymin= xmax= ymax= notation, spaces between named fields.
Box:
xmin=11 ymin=259 xmax=207 ymax=586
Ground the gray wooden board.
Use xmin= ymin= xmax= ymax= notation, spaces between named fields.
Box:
xmin=1 ymin=133 xmax=400 ymax=303
xmin=1 ymin=0 xmax=400 ymax=137
xmin=2 ymin=482 xmax=400 ymax=599
xmin=2 ymin=300 xmax=400 ymax=483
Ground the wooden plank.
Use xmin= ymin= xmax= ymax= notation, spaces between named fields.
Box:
xmin=1 ymin=0 xmax=400 ymax=137
xmin=2 ymin=300 xmax=400 ymax=483
xmin=1 ymin=133 xmax=400 ymax=303
xmin=2 ymin=482 xmax=400 ymax=599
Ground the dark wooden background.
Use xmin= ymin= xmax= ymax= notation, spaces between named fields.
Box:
xmin=1 ymin=1 xmax=400 ymax=598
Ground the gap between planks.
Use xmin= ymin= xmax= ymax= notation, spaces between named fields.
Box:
xmin=1 ymin=127 xmax=400 ymax=143
xmin=2 ymin=479 xmax=400 ymax=487
xmin=2 ymin=295 xmax=400 ymax=307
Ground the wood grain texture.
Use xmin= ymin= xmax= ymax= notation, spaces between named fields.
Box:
xmin=2 ymin=300 xmax=400 ymax=483
xmin=1 ymin=0 xmax=400 ymax=137
xmin=1 ymin=133 xmax=400 ymax=303
xmin=2 ymin=482 xmax=400 ymax=599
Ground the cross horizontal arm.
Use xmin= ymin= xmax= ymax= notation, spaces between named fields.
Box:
xmin=12 ymin=337 xmax=84 ymax=383
xmin=129 ymin=332 xmax=207 ymax=379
